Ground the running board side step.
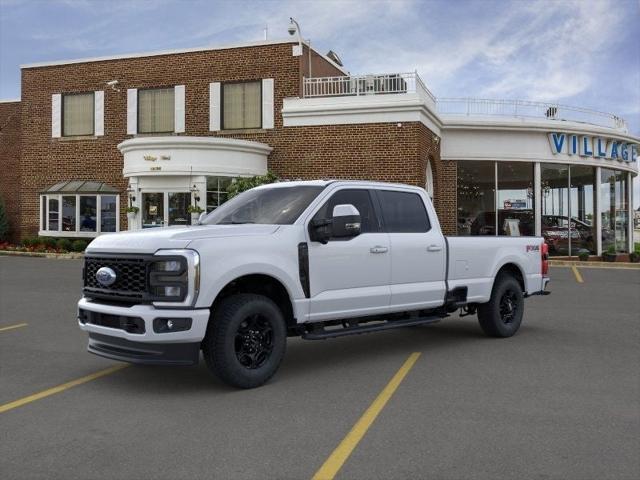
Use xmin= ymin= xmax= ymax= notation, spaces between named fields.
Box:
xmin=301 ymin=315 xmax=442 ymax=340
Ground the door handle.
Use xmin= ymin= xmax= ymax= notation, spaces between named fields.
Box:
xmin=370 ymin=246 xmax=388 ymax=254
xmin=427 ymin=245 xmax=443 ymax=252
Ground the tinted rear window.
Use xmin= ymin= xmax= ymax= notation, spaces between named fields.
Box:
xmin=378 ymin=190 xmax=431 ymax=233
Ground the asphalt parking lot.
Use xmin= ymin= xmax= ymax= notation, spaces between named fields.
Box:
xmin=0 ymin=256 xmax=638 ymax=480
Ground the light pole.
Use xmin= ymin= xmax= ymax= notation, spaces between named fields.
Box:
xmin=288 ymin=17 xmax=311 ymax=78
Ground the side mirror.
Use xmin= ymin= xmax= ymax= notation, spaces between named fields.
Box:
xmin=331 ymin=204 xmax=361 ymax=238
xmin=198 ymin=212 xmax=207 ymax=223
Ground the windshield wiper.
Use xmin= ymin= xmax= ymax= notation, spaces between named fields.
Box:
xmin=218 ymin=221 xmax=256 ymax=225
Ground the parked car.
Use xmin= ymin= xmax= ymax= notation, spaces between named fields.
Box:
xmin=78 ymin=181 xmax=550 ymax=388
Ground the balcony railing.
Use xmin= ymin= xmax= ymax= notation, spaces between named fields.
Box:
xmin=301 ymin=74 xmax=628 ymax=132
xmin=436 ymin=98 xmax=628 ymax=131
xmin=303 ymin=72 xmax=436 ymax=102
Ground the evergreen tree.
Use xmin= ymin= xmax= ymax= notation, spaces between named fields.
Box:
xmin=0 ymin=196 xmax=9 ymax=242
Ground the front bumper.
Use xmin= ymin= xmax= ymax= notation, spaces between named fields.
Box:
xmin=77 ymin=297 xmax=210 ymax=365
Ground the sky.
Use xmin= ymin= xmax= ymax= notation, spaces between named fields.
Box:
xmin=1 ymin=0 xmax=639 ymax=203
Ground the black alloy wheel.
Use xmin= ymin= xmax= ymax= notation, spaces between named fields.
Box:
xmin=234 ymin=314 xmax=274 ymax=369
xmin=477 ymin=273 xmax=524 ymax=337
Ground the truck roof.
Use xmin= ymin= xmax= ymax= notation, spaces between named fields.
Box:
xmin=255 ymin=179 xmax=423 ymax=191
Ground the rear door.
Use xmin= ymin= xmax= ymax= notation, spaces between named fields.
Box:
xmin=306 ymin=188 xmax=391 ymax=322
xmin=375 ymin=189 xmax=446 ymax=311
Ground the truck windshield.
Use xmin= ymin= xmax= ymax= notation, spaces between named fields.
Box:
xmin=200 ymin=185 xmax=324 ymax=225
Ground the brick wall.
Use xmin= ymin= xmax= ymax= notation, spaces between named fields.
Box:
xmin=18 ymin=42 xmax=304 ymax=239
xmin=0 ymin=101 xmax=21 ymax=242
xmin=14 ymin=41 xmax=446 ymax=239
xmin=418 ymin=124 xmax=456 ymax=235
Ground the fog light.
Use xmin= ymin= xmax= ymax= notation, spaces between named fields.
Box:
xmin=153 ymin=318 xmax=192 ymax=333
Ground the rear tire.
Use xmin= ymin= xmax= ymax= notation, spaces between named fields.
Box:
xmin=202 ymin=293 xmax=287 ymax=389
xmin=477 ymin=274 xmax=524 ymax=338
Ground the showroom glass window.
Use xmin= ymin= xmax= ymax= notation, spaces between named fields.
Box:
xmin=62 ymin=92 xmax=94 ymax=136
xmin=541 ymin=164 xmax=596 ymax=256
xmin=541 ymin=164 xmax=570 ymax=256
xmin=138 ymin=88 xmax=175 ymax=133
xmin=569 ymin=165 xmax=596 ymax=254
xmin=601 ymin=169 xmax=628 ymax=253
xmin=223 ymin=81 xmax=261 ymax=130
xmin=39 ymin=194 xmax=119 ymax=236
xmin=457 ymin=161 xmax=496 ymax=235
xmin=497 ymin=162 xmax=534 ymax=236
xmin=207 ymin=176 xmax=234 ymax=212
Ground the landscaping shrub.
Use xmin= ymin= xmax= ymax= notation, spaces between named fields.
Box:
xmin=40 ymin=237 xmax=58 ymax=249
xmin=21 ymin=237 xmax=35 ymax=247
xmin=577 ymin=251 xmax=589 ymax=261
xmin=57 ymin=238 xmax=73 ymax=252
xmin=71 ymin=239 xmax=87 ymax=252
xmin=226 ymin=172 xmax=279 ymax=199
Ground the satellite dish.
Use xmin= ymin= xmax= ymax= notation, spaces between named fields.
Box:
xmin=326 ymin=50 xmax=343 ymax=67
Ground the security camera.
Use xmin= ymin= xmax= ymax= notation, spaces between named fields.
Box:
xmin=106 ymin=80 xmax=118 ymax=86
xmin=287 ymin=24 xmax=296 ymax=36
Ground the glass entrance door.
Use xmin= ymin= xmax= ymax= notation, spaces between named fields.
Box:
xmin=142 ymin=192 xmax=165 ymax=228
xmin=168 ymin=192 xmax=191 ymax=226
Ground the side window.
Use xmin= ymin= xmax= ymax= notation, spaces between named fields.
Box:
xmin=378 ymin=190 xmax=431 ymax=233
xmin=312 ymin=189 xmax=379 ymax=234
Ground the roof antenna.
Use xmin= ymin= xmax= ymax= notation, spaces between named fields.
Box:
xmin=263 ymin=24 xmax=268 ymax=41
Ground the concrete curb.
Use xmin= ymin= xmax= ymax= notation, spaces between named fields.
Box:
xmin=0 ymin=250 xmax=84 ymax=260
xmin=550 ymin=260 xmax=640 ymax=269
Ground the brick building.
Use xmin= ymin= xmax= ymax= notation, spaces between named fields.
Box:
xmin=0 ymin=38 xmax=638 ymax=255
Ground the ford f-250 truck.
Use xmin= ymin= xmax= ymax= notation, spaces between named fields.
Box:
xmin=78 ymin=180 xmax=550 ymax=388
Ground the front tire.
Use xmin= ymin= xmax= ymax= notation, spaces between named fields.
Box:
xmin=202 ymin=293 xmax=287 ymax=389
xmin=477 ymin=274 xmax=524 ymax=338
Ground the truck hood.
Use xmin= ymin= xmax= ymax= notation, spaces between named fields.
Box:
xmin=86 ymin=225 xmax=280 ymax=254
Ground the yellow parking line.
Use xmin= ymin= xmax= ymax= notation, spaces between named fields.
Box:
xmin=571 ymin=265 xmax=584 ymax=283
xmin=0 ymin=364 xmax=128 ymax=414
xmin=311 ymin=352 xmax=421 ymax=480
xmin=0 ymin=322 xmax=28 ymax=333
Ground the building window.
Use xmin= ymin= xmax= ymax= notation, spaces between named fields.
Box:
xmin=40 ymin=194 xmax=119 ymax=237
xmin=541 ymin=164 xmax=570 ymax=256
xmin=62 ymin=196 xmax=77 ymax=232
xmin=569 ymin=165 xmax=596 ymax=255
xmin=497 ymin=162 xmax=534 ymax=236
xmin=457 ymin=161 xmax=496 ymax=235
xmin=206 ymin=176 xmax=233 ymax=212
xmin=138 ymin=88 xmax=175 ymax=133
xmin=601 ymin=169 xmax=628 ymax=253
xmin=100 ymin=195 xmax=118 ymax=232
xmin=62 ymin=92 xmax=94 ymax=136
xmin=222 ymin=81 xmax=261 ymax=130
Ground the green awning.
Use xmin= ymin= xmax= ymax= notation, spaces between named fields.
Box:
xmin=41 ymin=180 xmax=119 ymax=194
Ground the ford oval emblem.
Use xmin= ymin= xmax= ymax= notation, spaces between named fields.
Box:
xmin=96 ymin=267 xmax=117 ymax=287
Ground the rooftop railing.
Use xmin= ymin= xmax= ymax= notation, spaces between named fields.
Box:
xmin=301 ymin=74 xmax=627 ymax=132
xmin=303 ymin=72 xmax=436 ymax=103
xmin=436 ymin=98 xmax=628 ymax=131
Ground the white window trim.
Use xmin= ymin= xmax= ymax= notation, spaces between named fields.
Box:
xmin=38 ymin=193 xmax=120 ymax=237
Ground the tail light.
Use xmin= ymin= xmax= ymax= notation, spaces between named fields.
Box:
xmin=541 ymin=242 xmax=549 ymax=276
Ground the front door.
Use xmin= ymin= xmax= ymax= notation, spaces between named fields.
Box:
xmin=306 ymin=188 xmax=391 ymax=322
xmin=168 ymin=192 xmax=191 ymax=226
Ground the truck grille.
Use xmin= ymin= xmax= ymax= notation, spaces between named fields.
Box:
xmin=84 ymin=255 xmax=149 ymax=302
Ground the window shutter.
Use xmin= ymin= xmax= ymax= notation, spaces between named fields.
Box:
xmin=127 ymin=88 xmax=137 ymax=135
xmin=174 ymin=85 xmax=185 ymax=133
xmin=94 ymin=91 xmax=104 ymax=136
xmin=262 ymin=78 xmax=274 ymax=129
xmin=51 ymin=94 xmax=61 ymax=138
xmin=209 ymin=82 xmax=221 ymax=131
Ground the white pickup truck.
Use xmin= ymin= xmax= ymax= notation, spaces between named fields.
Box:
xmin=78 ymin=180 xmax=550 ymax=388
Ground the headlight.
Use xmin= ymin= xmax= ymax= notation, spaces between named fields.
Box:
xmin=150 ymin=250 xmax=200 ymax=308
